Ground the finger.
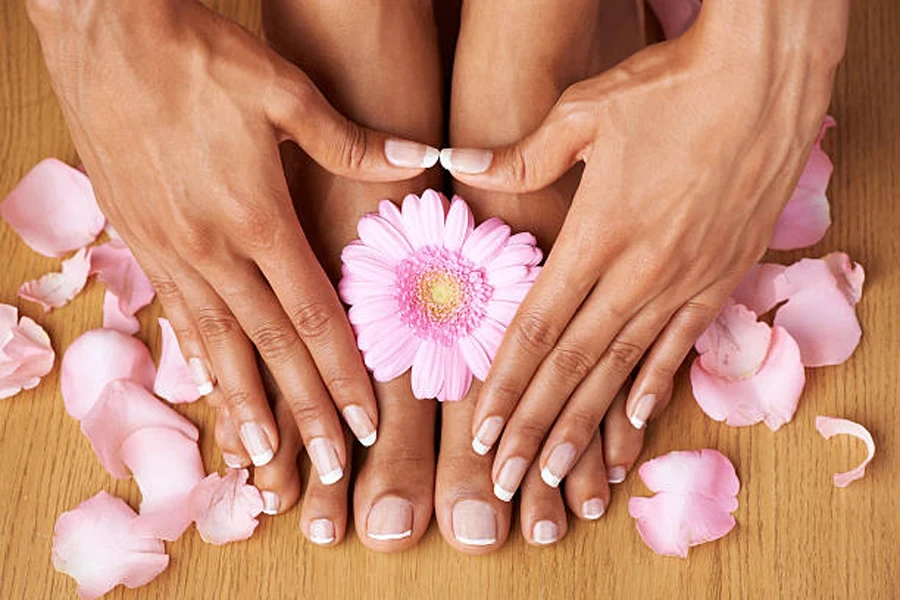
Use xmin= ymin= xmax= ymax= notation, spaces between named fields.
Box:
xmin=299 ymin=429 xmax=353 ymax=546
xmin=208 ymin=264 xmax=348 ymax=486
xmin=265 ymin=66 xmax=439 ymax=180
xmin=563 ymin=429 xmax=610 ymax=521
xmin=253 ymin=392 xmax=304 ymax=516
xmin=626 ymin=280 xmax=735 ymax=430
xmin=603 ymin=389 xmax=646 ymax=484
xmin=440 ymin=83 xmax=597 ymax=191
xmin=215 ymin=407 xmax=251 ymax=469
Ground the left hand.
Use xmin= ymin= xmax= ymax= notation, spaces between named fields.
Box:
xmin=442 ymin=1 xmax=847 ymax=494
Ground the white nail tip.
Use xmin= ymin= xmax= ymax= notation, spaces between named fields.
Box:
xmin=472 ymin=438 xmax=490 ymax=456
xmin=629 ymin=414 xmax=646 ymax=430
xmin=261 ymin=508 xmax=278 ymax=516
xmin=493 ymin=484 xmax=514 ymax=503
xmin=310 ymin=533 xmax=335 ymax=545
xmin=319 ymin=469 xmax=344 ymax=486
xmin=422 ymin=146 xmax=440 ymax=168
xmin=359 ymin=432 xmax=377 ymax=448
xmin=368 ymin=529 xmax=413 ymax=541
xmin=439 ymin=148 xmax=453 ymax=171
xmin=250 ymin=449 xmax=274 ymax=467
xmin=540 ymin=467 xmax=561 ymax=488
xmin=196 ymin=381 xmax=214 ymax=396
xmin=456 ymin=536 xmax=497 ymax=547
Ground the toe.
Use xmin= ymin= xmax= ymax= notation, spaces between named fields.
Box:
xmin=563 ymin=429 xmax=610 ymax=521
xmin=252 ymin=397 xmax=303 ymax=517
xmin=519 ymin=460 xmax=568 ymax=547
xmin=215 ymin=407 xmax=252 ymax=469
xmin=435 ymin=382 xmax=512 ymax=554
xmin=602 ymin=389 xmax=647 ymax=485
xmin=353 ymin=374 xmax=436 ymax=552
xmin=299 ymin=431 xmax=353 ymax=547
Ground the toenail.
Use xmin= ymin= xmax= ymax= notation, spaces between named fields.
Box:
xmin=222 ymin=453 xmax=246 ymax=469
xmin=239 ymin=422 xmax=274 ymax=467
xmin=540 ymin=442 xmax=576 ymax=488
xmin=307 ymin=437 xmax=344 ymax=485
xmin=582 ymin=498 xmax=605 ymax=520
xmin=342 ymin=405 xmax=377 ymax=447
xmin=261 ymin=491 xmax=279 ymax=515
xmin=367 ymin=496 xmax=413 ymax=541
xmin=472 ymin=416 xmax=504 ymax=456
xmin=493 ymin=457 xmax=529 ymax=502
xmin=309 ymin=519 xmax=336 ymax=545
xmin=452 ymin=500 xmax=497 ymax=547
xmin=607 ymin=465 xmax=628 ymax=484
xmin=532 ymin=520 xmax=559 ymax=545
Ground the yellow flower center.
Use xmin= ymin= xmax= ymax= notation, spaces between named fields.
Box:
xmin=417 ymin=270 xmax=463 ymax=323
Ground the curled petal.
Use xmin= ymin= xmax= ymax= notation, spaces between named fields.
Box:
xmin=186 ymin=469 xmax=264 ymax=545
xmin=153 ymin=318 xmax=201 ymax=403
xmin=90 ymin=240 xmax=155 ymax=324
xmin=102 ymin=290 xmax=140 ymax=334
xmin=695 ymin=300 xmax=771 ymax=379
xmin=18 ymin=247 xmax=92 ymax=312
xmin=730 ymin=263 xmax=786 ymax=316
xmin=60 ymin=329 xmax=156 ymax=419
xmin=52 ymin=491 xmax=168 ymax=600
xmin=815 ymin=416 xmax=875 ymax=488
xmin=1 ymin=158 xmax=105 ymax=257
xmin=0 ymin=306 xmax=55 ymax=399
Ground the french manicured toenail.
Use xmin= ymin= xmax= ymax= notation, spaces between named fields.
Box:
xmin=532 ymin=520 xmax=559 ymax=545
xmin=452 ymin=500 xmax=497 ymax=546
xmin=261 ymin=491 xmax=279 ymax=515
xmin=607 ymin=465 xmax=627 ymax=484
xmin=367 ymin=496 xmax=413 ymax=541
xmin=309 ymin=519 xmax=336 ymax=545
xmin=582 ymin=498 xmax=605 ymax=520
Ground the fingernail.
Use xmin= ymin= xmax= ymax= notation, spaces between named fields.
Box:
xmin=309 ymin=519 xmax=335 ymax=545
xmin=342 ymin=405 xmax=377 ymax=447
xmin=222 ymin=453 xmax=246 ymax=469
xmin=540 ymin=442 xmax=577 ymax=488
xmin=582 ymin=498 xmax=605 ymax=520
xmin=493 ymin=457 xmax=529 ymax=502
xmin=239 ymin=423 xmax=274 ymax=467
xmin=608 ymin=465 xmax=628 ymax=484
xmin=367 ymin=496 xmax=413 ymax=541
xmin=472 ymin=416 xmax=504 ymax=456
xmin=188 ymin=357 xmax=214 ymax=396
xmin=629 ymin=394 xmax=656 ymax=430
xmin=261 ymin=491 xmax=279 ymax=515
xmin=532 ymin=520 xmax=559 ymax=545
xmin=385 ymin=139 xmax=440 ymax=169
xmin=452 ymin=500 xmax=497 ymax=547
xmin=307 ymin=437 xmax=344 ymax=485
xmin=439 ymin=148 xmax=493 ymax=174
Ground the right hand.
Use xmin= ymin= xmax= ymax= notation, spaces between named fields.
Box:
xmin=27 ymin=0 xmax=439 ymax=480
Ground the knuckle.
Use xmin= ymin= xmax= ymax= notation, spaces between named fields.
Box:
xmin=230 ymin=203 xmax=278 ymax=252
xmin=289 ymin=300 xmax=333 ymax=339
xmin=178 ymin=223 xmax=218 ymax=262
xmin=549 ymin=344 xmax=597 ymax=381
xmin=195 ymin=307 xmax=242 ymax=343
xmin=321 ymin=373 xmax=357 ymax=403
xmin=484 ymin=378 xmax=525 ymax=412
xmin=249 ymin=321 xmax=300 ymax=364
xmin=604 ymin=338 xmax=646 ymax=376
xmin=147 ymin=275 xmax=181 ymax=303
xmin=564 ymin=405 xmax=602 ymax=439
xmin=338 ymin=119 xmax=368 ymax=173
xmin=224 ymin=388 xmax=256 ymax=415
xmin=514 ymin=418 xmax=551 ymax=448
xmin=515 ymin=313 xmax=558 ymax=354
xmin=285 ymin=394 xmax=326 ymax=430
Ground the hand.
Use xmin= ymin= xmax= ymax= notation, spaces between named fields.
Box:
xmin=442 ymin=0 xmax=848 ymax=494
xmin=27 ymin=0 xmax=439 ymax=480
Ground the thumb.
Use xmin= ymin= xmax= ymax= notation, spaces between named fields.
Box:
xmin=441 ymin=93 xmax=597 ymax=193
xmin=266 ymin=68 xmax=439 ymax=182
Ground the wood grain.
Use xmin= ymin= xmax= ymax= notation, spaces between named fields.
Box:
xmin=1 ymin=1 xmax=897 ymax=599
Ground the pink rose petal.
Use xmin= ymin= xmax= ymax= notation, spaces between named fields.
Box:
xmin=102 ymin=289 xmax=141 ymax=334
xmin=647 ymin=0 xmax=701 ymax=39
xmin=628 ymin=449 xmax=739 ymax=558
xmin=18 ymin=247 xmax=92 ymax=312
xmin=815 ymin=415 xmax=875 ymax=488
xmin=186 ymin=469 xmax=264 ymax=545
xmin=772 ymin=252 xmax=864 ymax=366
xmin=730 ymin=263 xmax=786 ymax=316
xmin=0 ymin=305 xmax=55 ymax=399
xmin=769 ymin=117 xmax=835 ymax=250
xmin=52 ymin=491 xmax=168 ymax=600
xmin=90 ymin=240 xmax=155 ymax=324
xmin=695 ymin=300 xmax=771 ymax=379
xmin=1 ymin=158 xmax=105 ymax=257
xmin=60 ymin=329 xmax=156 ymax=419
xmin=153 ymin=318 xmax=201 ymax=403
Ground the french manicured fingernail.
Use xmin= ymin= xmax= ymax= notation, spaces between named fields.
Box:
xmin=188 ymin=357 xmax=214 ymax=396
xmin=307 ymin=437 xmax=344 ymax=485
xmin=261 ymin=491 xmax=279 ymax=515
xmin=367 ymin=496 xmax=413 ymax=541
xmin=439 ymin=148 xmax=493 ymax=174
xmin=493 ymin=457 xmax=529 ymax=502
xmin=472 ymin=416 xmax=504 ymax=456
xmin=532 ymin=520 xmax=559 ymax=545
xmin=385 ymin=139 xmax=440 ymax=169
xmin=222 ymin=453 xmax=246 ymax=469
xmin=629 ymin=394 xmax=656 ymax=430
xmin=309 ymin=519 xmax=335 ymax=545
xmin=342 ymin=405 xmax=377 ymax=447
xmin=582 ymin=498 xmax=605 ymax=520
xmin=608 ymin=465 xmax=628 ymax=484
xmin=239 ymin=423 xmax=274 ymax=467
xmin=540 ymin=442 xmax=577 ymax=488
xmin=452 ymin=500 xmax=497 ymax=547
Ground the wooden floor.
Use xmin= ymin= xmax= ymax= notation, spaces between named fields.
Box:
xmin=1 ymin=2 xmax=898 ymax=599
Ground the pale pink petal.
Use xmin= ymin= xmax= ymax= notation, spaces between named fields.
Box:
xmin=443 ymin=196 xmax=474 ymax=251
xmin=0 ymin=307 xmax=55 ymax=399
xmin=355 ymin=316 xmax=404 ymax=353
xmin=341 ymin=240 xmax=398 ymax=273
xmin=410 ymin=340 xmax=444 ymax=399
xmin=348 ymin=297 xmax=400 ymax=326
xmin=52 ymin=491 xmax=168 ymax=600
xmin=90 ymin=240 xmax=155 ymax=321
xmin=491 ymin=281 xmax=534 ymax=303
xmin=437 ymin=346 xmax=472 ymax=402
xmin=487 ymin=265 xmax=529 ymax=288
xmin=730 ymin=263 xmax=786 ymax=315
xmin=485 ymin=300 xmax=519 ymax=327
xmin=184 ymin=469 xmax=264 ymax=545
xmin=815 ymin=416 xmax=875 ymax=488
xmin=367 ymin=329 xmax=420 ymax=381
xmin=0 ymin=304 xmax=18 ymax=330
xmin=60 ymin=329 xmax=156 ymax=419
xmin=1 ymin=158 xmax=105 ymax=257
xmin=487 ymin=243 xmax=543 ymax=271
xmin=695 ymin=300 xmax=771 ymax=379
xmin=80 ymin=379 xmax=199 ymax=478
xmin=691 ymin=326 xmax=805 ymax=430
xmin=647 ymin=0 xmax=701 ymax=39
xmin=508 ymin=231 xmax=538 ymax=246
xmin=470 ymin=318 xmax=505 ymax=359
xmin=457 ymin=335 xmax=491 ymax=381
xmin=378 ymin=199 xmax=407 ymax=237
xmin=338 ymin=274 xmax=395 ymax=306
xmin=102 ymin=290 xmax=140 ymax=334
xmin=358 ymin=214 xmax=413 ymax=261
xmin=18 ymin=247 xmax=92 ymax=312
xmin=399 ymin=193 xmax=426 ymax=248
xmin=461 ymin=218 xmax=511 ymax=265
xmin=769 ymin=117 xmax=835 ymax=250
xmin=153 ymin=318 xmax=200 ymax=403
xmin=417 ymin=189 xmax=446 ymax=244
xmin=628 ymin=449 xmax=739 ymax=558
xmin=772 ymin=253 xmax=864 ymax=366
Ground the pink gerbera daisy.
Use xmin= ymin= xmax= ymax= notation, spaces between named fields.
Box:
xmin=338 ymin=190 xmax=542 ymax=401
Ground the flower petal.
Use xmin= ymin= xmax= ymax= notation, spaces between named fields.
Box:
xmin=367 ymin=329 xmax=420 ymax=381
xmin=52 ymin=491 xmax=168 ymax=600
xmin=443 ymin=195 xmax=474 ymax=251
xmin=0 ymin=307 xmax=55 ymax=400
xmin=730 ymin=263 xmax=786 ymax=316
xmin=184 ymin=469 xmax=264 ymax=545
xmin=461 ymin=218 xmax=511 ymax=265
xmin=458 ymin=335 xmax=491 ymax=381
xmin=410 ymin=340 xmax=444 ymax=399
xmin=348 ymin=296 xmax=400 ymax=326
xmin=487 ymin=242 xmax=542 ymax=271
xmin=418 ymin=189 xmax=446 ymax=244
xmin=815 ymin=415 xmax=875 ymax=488
xmin=90 ymin=240 xmax=156 ymax=321
xmin=358 ymin=214 xmax=413 ymax=261
xmin=378 ymin=199 xmax=407 ymax=236
xmin=1 ymin=158 xmax=105 ymax=257
xmin=695 ymin=300 xmax=771 ymax=379
xmin=153 ymin=318 xmax=200 ymax=403
xmin=102 ymin=290 xmax=141 ymax=334
xmin=437 ymin=346 xmax=473 ymax=402
xmin=18 ymin=247 xmax=92 ymax=312
xmin=646 ymin=0 xmax=701 ymax=39
xmin=637 ymin=448 xmax=741 ymax=500
xmin=60 ymin=329 xmax=156 ymax=419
